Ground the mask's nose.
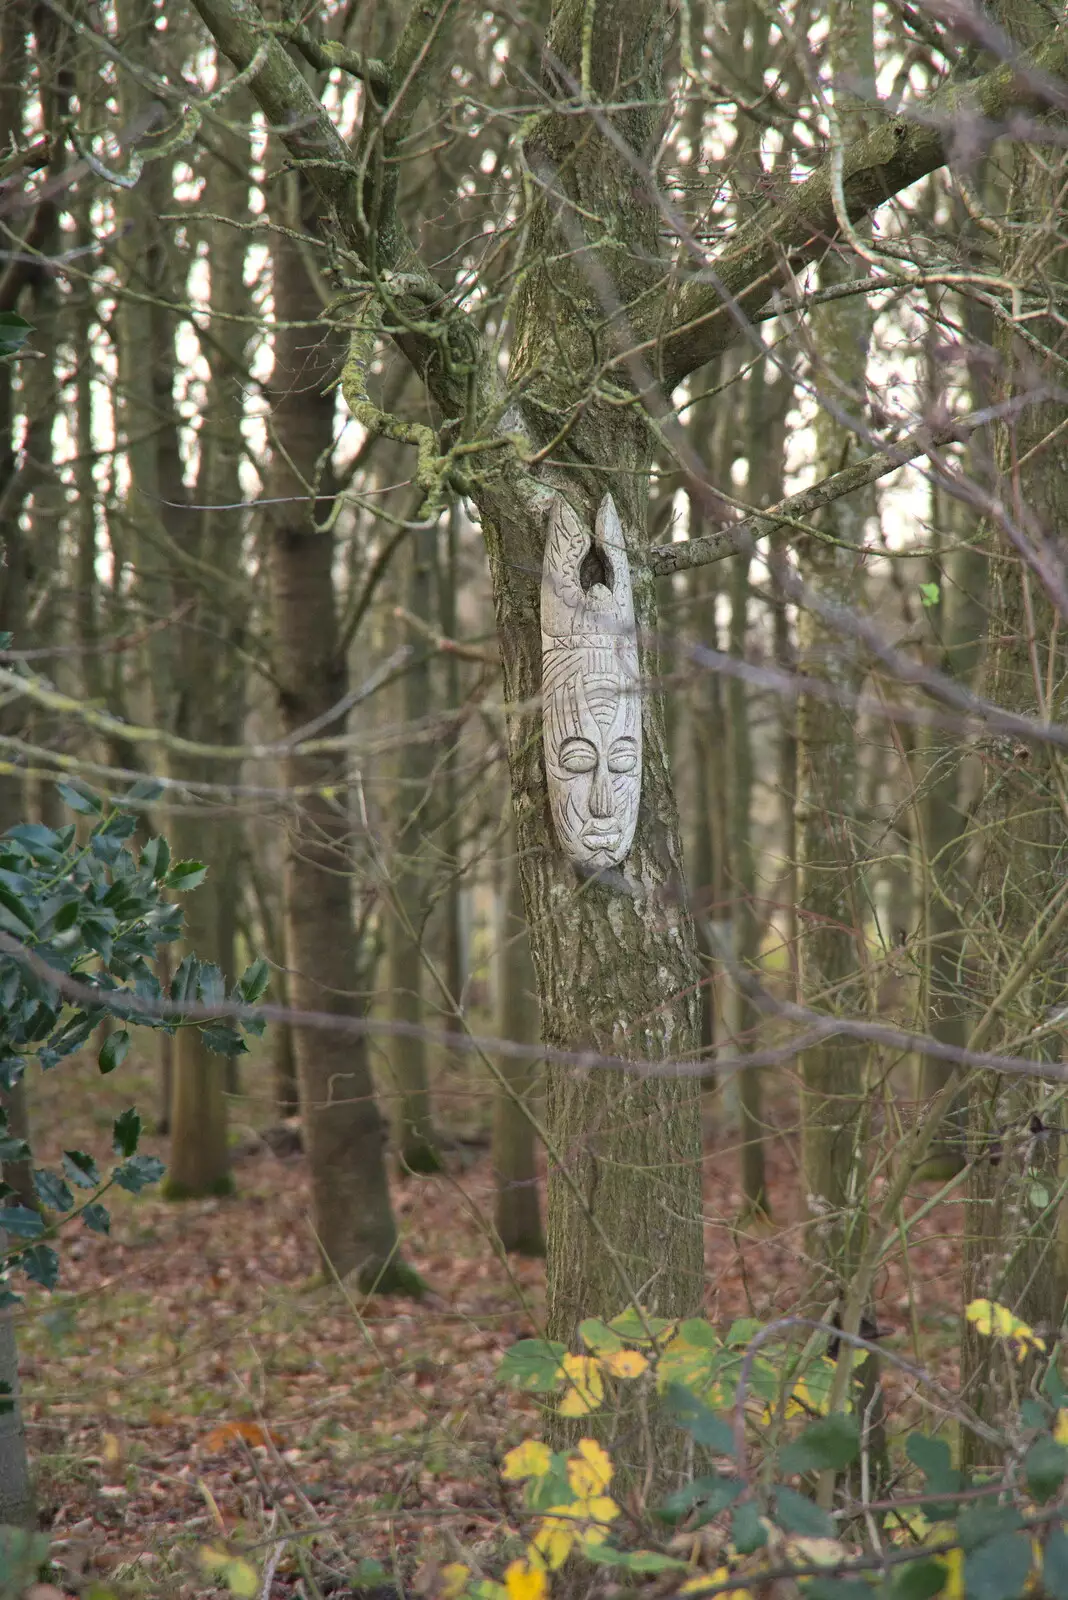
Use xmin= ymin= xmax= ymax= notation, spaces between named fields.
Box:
xmin=589 ymin=763 xmax=612 ymax=818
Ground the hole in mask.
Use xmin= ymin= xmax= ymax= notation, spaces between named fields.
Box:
xmin=579 ymin=540 xmax=612 ymax=593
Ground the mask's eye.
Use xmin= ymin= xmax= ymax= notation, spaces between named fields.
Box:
xmin=608 ymin=738 xmax=637 ymax=774
xmin=559 ymin=738 xmax=597 ymax=774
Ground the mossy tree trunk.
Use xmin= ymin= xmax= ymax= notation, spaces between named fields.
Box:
xmin=485 ymin=0 xmax=705 ymax=1364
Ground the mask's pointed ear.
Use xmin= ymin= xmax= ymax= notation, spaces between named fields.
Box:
xmin=595 ymin=493 xmax=623 ymax=563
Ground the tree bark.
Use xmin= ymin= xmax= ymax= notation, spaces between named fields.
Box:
xmin=388 ymin=529 xmax=442 ymax=1175
xmin=266 ymin=177 xmax=414 ymax=1291
xmin=494 ymin=832 xmax=545 ymax=1256
xmin=797 ymin=0 xmax=876 ymax=1309
xmin=961 ymin=28 xmax=1068 ymax=1445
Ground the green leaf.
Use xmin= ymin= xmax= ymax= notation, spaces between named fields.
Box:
xmin=730 ymin=1500 xmax=767 ymax=1554
xmin=497 ymin=1338 xmax=567 ymax=1391
xmin=1025 ymin=1434 xmax=1068 ymax=1502
xmin=62 ymin=1150 xmax=100 ymax=1189
xmin=525 ymin=1457 xmax=575 ymax=1513
xmin=806 ymin=1581 xmax=873 ymax=1600
xmin=883 ymin=1558 xmax=947 ymax=1600
xmin=773 ymin=1486 xmax=835 ymax=1538
xmin=0 ymin=312 xmax=33 ymax=357
xmin=165 ymin=860 xmax=208 ymax=892
xmin=234 ymin=957 xmax=270 ymax=1004
xmin=662 ymin=1384 xmax=735 ymax=1455
xmin=200 ymin=1025 xmax=248 ymax=1057
xmin=779 ymin=1414 xmax=860 ymax=1474
xmin=0 ymin=882 xmax=35 ymax=933
xmin=606 ymin=1306 xmax=676 ymax=1344
xmin=352 ymin=1560 xmax=389 ymax=1588
xmin=584 ymin=1547 xmax=688 ymax=1572
xmin=82 ymin=1202 xmax=110 ymax=1234
xmin=1042 ymin=1365 xmax=1068 ymax=1409
xmin=580 ymin=1317 xmax=623 ymax=1355
xmin=19 ymin=1244 xmax=58 ymax=1289
xmin=33 ymin=1169 xmax=73 ymax=1213
xmin=1043 ymin=1528 xmax=1068 ymax=1600
xmin=139 ymin=837 xmax=171 ymax=881
xmin=956 ymin=1505 xmax=1021 ymax=1553
xmin=98 ymin=1029 xmax=130 ymax=1075
xmin=674 ymin=1317 xmax=721 ymax=1350
xmin=963 ymin=1533 xmax=1031 ymax=1600
xmin=112 ymin=1106 xmax=142 ymax=1158
xmin=169 ymin=953 xmax=199 ymax=1003
xmin=124 ymin=777 xmax=164 ymax=803
xmin=55 ymin=781 xmax=102 ymax=815
xmin=114 ymin=1153 xmax=164 ymax=1193
xmin=906 ymin=1433 xmax=961 ymax=1519
xmin=919 ymin=581 xmax=940 ymax=608
xmin=0 ymin=1205 xmax=44 ymax=1239
xmin=724 ymin=1318 xmax=763 ymax=1347
xmin=656 ymin=1474 xmax=743 ymax=1526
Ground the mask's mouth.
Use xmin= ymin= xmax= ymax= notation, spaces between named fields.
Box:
xmin=582 ymin=823 xmax=622 ymax=851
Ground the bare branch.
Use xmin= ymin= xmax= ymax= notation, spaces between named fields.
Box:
xmin=646 ymin=419 xmax=979 ymax=577
xmin=658 ymin=22 xmax=1068 ymax=387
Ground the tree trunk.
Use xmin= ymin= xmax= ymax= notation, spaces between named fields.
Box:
xmin=388 ymin=530 xmax=442 ymax=1175
xmin=481 ymin=0 xmax=706 ymax=1374
xmin=961 ymin=52 xmax=1068 ymax=1448
xmin=916 ymin=278 xmax=993 ymax=1170
xmin=266 ymin=177 xmax=414 ymax=1291
xmin=797 ymin=0 xmax=876 ymax=1309
xmin=163 ymin=74 xmax=253 ymax=1198
xmin=727 ymin=546 xmax=767 ymax=1217
xmin=494 ymin=833 xmax=545 ymax=1256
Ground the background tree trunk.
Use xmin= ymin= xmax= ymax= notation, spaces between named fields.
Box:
xmin=961 ymin=48 xmax=1068 ymax=1446
xmin=493 ymin=831 xmax=545 ymax=1256
xmin=266 ymin=177 xmax=414 ymax=1291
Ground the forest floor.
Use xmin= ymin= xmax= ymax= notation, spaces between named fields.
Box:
xmin=20 ymin=1051 xmax=965 ymax=1600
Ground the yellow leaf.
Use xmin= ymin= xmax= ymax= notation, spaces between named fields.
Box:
xmin=964 ymin=1298 xmax=1046 ymax=1354
xmin=681 ymin=1566 xmax=752 ymax=1600
xmin=557 ymin=1355 xmax=604 ymax=1417
xmin=582 ymin=1495 xmax=620 ymax=1528
xmin=1055 ymin=1411 xmax=1068 ymax=1447
xmin=441 ymin=1562 xmax=471 ymax=1598
xmin=504 ymin=1558 xmax=547 ymax=1600
xmin=502 ymin=1440 xmax=553 ymax=1481
xmin=568 ymin=1439 xmax=613 ymax=1496
xmin=533 ymin=1516 xmax=576 ymax=1570
xmin=222 ymin=1560 xmax=258 ymax=1598
xmin=936 ymin=1547 xmax=963 ymax=1600
xmin=603 ymin=1349 xmax=648 ymax=1379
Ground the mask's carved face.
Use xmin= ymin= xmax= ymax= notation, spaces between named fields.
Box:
xmin=541 ymin=494 xmax=641 ymax=870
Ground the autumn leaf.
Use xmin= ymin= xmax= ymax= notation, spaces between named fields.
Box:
xmin=602 ymin=1349 xmax=648 ymax=1379
xmin=440 ymin=1561 xmax=472 ymax=1598
xmin=557 ymin=1354 xmax=604 ymax=1417
xmin=504 ymin=1558 xmax=547 ymax=1600
xmin=501 ymin=1440 xmax=553 ymax=1481
xmin=201 ymin=1420 xmax=282 ymax=1453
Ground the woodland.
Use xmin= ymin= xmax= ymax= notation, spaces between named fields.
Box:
xmin=4 ymin=0 xmax=1068 ymax=1596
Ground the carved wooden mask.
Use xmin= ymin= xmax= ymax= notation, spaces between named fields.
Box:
xmin=541 ymin=492 xmax=642 ymax=870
